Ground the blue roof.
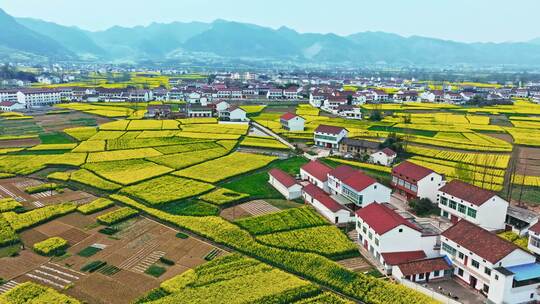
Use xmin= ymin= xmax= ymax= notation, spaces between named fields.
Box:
xmin=506 ymin=263 xmax=540 ymax=281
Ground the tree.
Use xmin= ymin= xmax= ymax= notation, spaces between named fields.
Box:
xmin=369 ymin=109 xmax=382 ymax=121
xmin=346 ymin=94 xmax=353 ymax=105
xmin=380 ymin=133 xmax=404 ymax=154
xmin=409 ymin=198 xmax=438 ymax=216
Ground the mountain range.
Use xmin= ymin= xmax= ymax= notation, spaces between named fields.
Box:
xmin=2 ymin=8 xmax=540 ymax=66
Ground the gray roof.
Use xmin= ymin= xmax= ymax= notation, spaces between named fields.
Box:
xmin=341 ymin=138 xmax=380 ymax=149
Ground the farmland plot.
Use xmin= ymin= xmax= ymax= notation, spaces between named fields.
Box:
xmin=83 ymin=159 xmax=173 ymax=185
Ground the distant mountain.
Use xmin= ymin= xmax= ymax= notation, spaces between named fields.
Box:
xmin=0 ymin=9 xmax=71 ymax=59
xmin=2 ymin=8 xmax=540 ymax=66
xmin=16 ymin=17 xmax=105 ymax=58
xmin=88 ymin=21 xmax=211 ymax=59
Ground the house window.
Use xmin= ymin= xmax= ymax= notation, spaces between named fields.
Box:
xmin=398 ymin=228 xmax=403 ymax=233
xmin=442 ymin=242 xmax=457 ymax=256
xmin=457 ymin=267 xmax=464 ymax=277
xmin=531 ymin=236 xmax=540 ymax=248
xmin=411 ymin=185 xmax=418 ymax=192
xmin=458 ymin=252 xmax=464 ymax=260
xmin=458 ymin=204 xmax=467 ymax=214
xmin=362 ymin=226 xmax=367 ymax=234
xmin=449 ymin=200 xmax=457 ymax=209
xmin=375 ymin=239 xmax=379 ymax=246
xmin=418 ymin=273 xmax=425 ymax=280
xmin=368 ymin=232 xmax=372 ymax=240
xmin=472 ymin=260 xmax=480 ymax=269
xmin=483 ymin=284 xmax=489 ymax=293
xmin=467 ymin=208 xmax=477 ymax=218
xmin=495 ymin=275 xmax=499 ymax=280
xmin=392 ymin=176 xmax=398 ymax=184
xmin=434 ymin=270 xmax=440 ymax=277
xmin=440 ymin=197 xmax=448 ymax=206
xmin=485 ymin=267 xmax=491 ymax=276
xmin=431 ymin=177 xmax=434 ymax=181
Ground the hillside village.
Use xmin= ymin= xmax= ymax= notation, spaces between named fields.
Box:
xmin=1 ymin=70 xmax=540 ymax=304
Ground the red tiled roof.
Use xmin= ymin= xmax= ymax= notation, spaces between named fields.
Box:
xmin=392 ymin=161 xmax=434 ymax=182
xmin=396 ymin=257 xmax=452 ymax=276
xmin=356 ymin=203 xmax=420 ymax=235
xmin=439 ymin=180 xmax=497 ymax=206
xmin=442 ymin=220 xmax=520 ymax=264
xmin=303 ymin=183 xmax=346 ymax=213
xmin=342 ymin=171 xmax=377 ymax=192
xmin=268 ymin=168 xmax=298 ymax=188
xmin=530 ymin=221 xmax=540 ymax=234
xmin=315 ymin=124 xmax=346 ymax=135
xmin=381 ymin=148 xmax=397 ymax=157
xmin=0 ymin=101 xmax=17 ymax=107
xmin=381 ymin=251 xmax=427 ymax=266
xmin=301 ymin=160 xmax=332 ymax=182
xmin=280 ymin=112 xmax=297 ymax=121
xmin=329 ymin=165 xmax=357 ymax=181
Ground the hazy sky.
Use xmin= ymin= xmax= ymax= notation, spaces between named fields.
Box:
xmin=1 ymin=0 xmax=538 ymax=43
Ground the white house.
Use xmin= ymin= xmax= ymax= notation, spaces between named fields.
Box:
xmin=370 ymin=148 xmax=397 ymax=167
xmin=391 ymin=161 xmax=445 ymax=202
xmin=219 ymin=106 xmax=247 ymax=121
xmin=187 ymin=105 xmax=213 ymax=118
xmin=215 ymin=101 xmax=230 ymax=112
xmin=268 ymin=168 xmax=302 ymax=200
xmin=392 ymin=257 xmax=453 ymax=283
xmin=309 ymin=92 xmax=326 ymax=107
xmin=314 ymin=125 xmax=348 ymax=149
xmin=280 ymin=113 xmax=305 ymax=131
xmin=441 ymin=220 xmax=540 ymax=304
xmin=300 ymin=160 xmax=333 ymax=193
xmin=438 ymin=180 xmax=509 ymax=230
xmin=0 ymin=101 xmax=25 ymax=112
xmin=16 ymin=89 xmax=62 ymax=108
xmin=328 ymin=165 xmax=391 ymax=207
xmin=527 ymin=221 xmax=540 ymax=255
xmin=302 ymin=183 xmax=353 ymax=225
xmin=356 ymin=203 xmax=440 ymax=272
xmin=283 ymin=87 xmax=301 ymax=99
xmin=336 ymin=105 xmax=362 ymax=120
xmin=267 ymin=89 xmax=283 ymax=99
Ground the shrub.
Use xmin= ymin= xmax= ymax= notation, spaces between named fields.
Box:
xmin=77 ymin=198 xmax=114 ymax=215
xmin=159 ymin=257 xmax=175 ymax=266
xmin=199 ymin=188 xmax=250 ymax=206
xmin=33 ymin=237 xmax=68 ymax=256
xmin=25 ymin=183 xmax=62 ymax=194
xmin=97 ymin=207 xmax=138 ymax=225
xmin=409 ymin=198 xmax=439 ymax=216
xmin=175 ymin=232 xmax=189 ymax=239
xmin=0 ymin=282 xmax=80 ymax=303
xmin=145 ymin=265 xmax=166 ymax=277
xmin=0 ymin=198 xmax=22 ymax=212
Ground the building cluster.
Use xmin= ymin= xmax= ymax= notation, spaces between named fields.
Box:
xmin=268 ymin=154 xmax=540 ymax=304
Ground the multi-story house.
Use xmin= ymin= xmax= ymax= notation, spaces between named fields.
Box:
xmin=300 ymin=160 xmax=333 ymax=193
xmin=328 ymin=165 xmax=391 ymax=207
xmin=336 ymin=105 xmax=362 ymax=120
xmin=391 ymin=161 xmax=445 ymax=202
xmin=266 ymin=89 xmax=283 ymax=99
xmin=283 ymin=87 xmax=300 ymax=99
xmin=441 ymin=220 xmax=540 ymax=304
xmin=438 ymin=180 xmax=508 ymax=230
xmin=313 ymin=125 xmax=347 ymax=149
xmin=309 ymin=92 xmax=327 ymax=107
xmin=280 ymin=113 xmax=305 ymax=131
xmin=16 ymin=89 xmax=62 ymax=108
xmin=356 ymin=203 xmax=440 ymax=273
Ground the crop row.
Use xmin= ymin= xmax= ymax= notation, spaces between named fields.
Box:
xmin=110 ymin=194 xmax=436 ymax=304
xmin=96 ymin=207 xmax=139 ymax=225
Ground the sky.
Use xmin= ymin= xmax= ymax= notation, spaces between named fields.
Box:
xmin=1 ymin=0 xmax=539 ymax=43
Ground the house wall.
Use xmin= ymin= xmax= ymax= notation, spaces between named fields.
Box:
xmin=302 ymin=191 xmax=352 ymax=224
xmin=417 ymin=173 xmax=445 ymax=203
xmin=268 ymin=176 xmax=302 ymax=200
xmin=300 ymin=170 xmax=329 ymax=193
xmin=287 ymin=117 xmax=305 ymax=131
xmin=360 ymin=183 xmax=392 ymax=205
xmin=438 ymin=192 xmax=508 ymax=231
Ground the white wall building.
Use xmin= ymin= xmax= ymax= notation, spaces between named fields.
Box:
xmin=391 ymin=161 xmax=445 ymax=202
xmin=268 ymin=168 xmax=302 ymax=200
xmin=314 ymin=125 xmax=348 ymax=149
xmin=370 ymin=148 xmax=397 ymax=167
xmin=328 ymin=165 xmax=391 ymax=207
xmin=438 ymin=180 xmax=509 ymax=231
xmin=302 ymin=183 xmax=354 ymax=225
xmin=441 ymin=220 xmax=540 ymax=304
xmin=280 ymin=113 xmax=305 ymax=131
xmin=356 ymin=203 xmax=440 ymax=272
xmin=16 ymin=89 xmax=62 ymax=108
xmin=300 ymin=160 xmax=333 ymax=193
